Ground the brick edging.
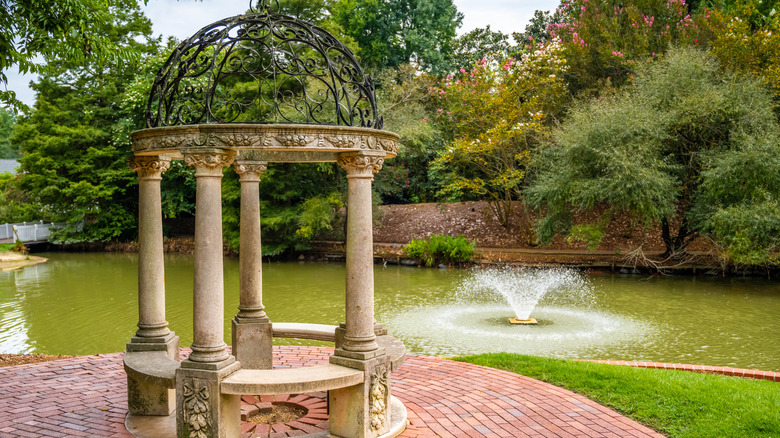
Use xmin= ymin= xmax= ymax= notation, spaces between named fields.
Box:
xmin=584 ymin=360 xmax=779 ymax=382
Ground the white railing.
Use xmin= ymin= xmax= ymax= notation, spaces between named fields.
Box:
xmin=1 ymin=221 xmax=62 ymax=242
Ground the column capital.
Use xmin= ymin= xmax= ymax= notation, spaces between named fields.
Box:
xmin=183 ymin=149 xmax=236 ymax=177
xmin=128 ymin=156 xmax=171 ymax=180
xmin=337 ymin=152 xmax=385 ymax=179
xmin=233 ymin=160 xmax=268 ymax=182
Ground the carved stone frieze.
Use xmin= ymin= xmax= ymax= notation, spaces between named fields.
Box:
xmin=327 ymin=135 xmax=360 ymax=149
xmin=270 ymin=133 xmax=314 ymax=147
xmin=128 ymin=156 xmax=171 ymax=179
xmin=216 ymin=133 xmax=263 ymax=147
xmin=131 ymin=125 xmax=400 ymax=163
xmin=337 ymin=154 xmax=384 ymax=178
xmin=369 ymin=364 xmax=389 ymax=432
xmin=182 ymin=380 xmax=211 ymax=438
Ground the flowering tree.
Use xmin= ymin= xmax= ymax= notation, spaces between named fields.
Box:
xmin=550 ymin=0 xmax=700 ymax=95
xmin=701 ymin=1 xmax=780 ymax=107
xmin=430 ymin=39 xmax=567 ymax=232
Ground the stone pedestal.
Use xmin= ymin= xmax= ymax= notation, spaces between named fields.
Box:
xmin=231 ymin=160 xmax=272 ymax=370
xmin=329 ymin=351 xmax=392 ymax=437
xmin=176 ymin=358 xmax=241 ymax=438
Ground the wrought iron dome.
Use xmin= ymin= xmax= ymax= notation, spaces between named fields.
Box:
xmin=146 ymin=2 xmax=382 ymax=129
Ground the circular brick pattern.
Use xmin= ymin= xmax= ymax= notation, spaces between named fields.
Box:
xmin=0 ymin=346 xmax=717 ymax=437
xmin=240 ymin=393 xmax=328 ymax=437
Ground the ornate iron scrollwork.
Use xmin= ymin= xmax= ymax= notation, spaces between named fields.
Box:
xmin=146 ymin=1 xmax=382 ymax=129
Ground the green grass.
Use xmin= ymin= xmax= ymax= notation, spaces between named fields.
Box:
xmin=455 ymin=353 xmax=780 ymax=438
xmin=0 ymin=243 xmax=15 ymax=251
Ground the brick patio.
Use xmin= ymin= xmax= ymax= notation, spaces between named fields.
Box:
xmin=0 ymin=346 xmax=665 ymax=438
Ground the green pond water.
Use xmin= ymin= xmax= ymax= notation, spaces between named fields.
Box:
xmin=1 ymin=252 xmax=778 ymax=371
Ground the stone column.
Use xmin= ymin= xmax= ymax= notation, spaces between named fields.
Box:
xmin=329 ymin=151 xmax=392 ymax=438
xmin=129 ymin=156 xmax=173 ymax=343
xmin=182 ymin=149 xmax=235 ymax=364
xmin=336 ymin=151 xmax=384 ymax=354
xmin=231 ymin=160 xmax=273 ymax=370
xmin=125 ymin=155 xmax=180 ymax=417
xmin=177 ymin=149 xmax=240 ymax=438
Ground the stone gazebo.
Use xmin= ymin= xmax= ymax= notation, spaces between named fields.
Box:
xmin=123 ymin=5 xmax=406 ymax=437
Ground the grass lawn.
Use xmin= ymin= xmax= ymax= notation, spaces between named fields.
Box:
xmin=455 ymin=353 xmax=780 ymax=438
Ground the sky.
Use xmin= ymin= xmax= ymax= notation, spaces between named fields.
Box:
xmin=4 ymin=0 xmax=560 ymax=108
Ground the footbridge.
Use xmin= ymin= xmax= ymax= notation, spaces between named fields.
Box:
xmin=0 ymin=221 xmax=61 ymax=244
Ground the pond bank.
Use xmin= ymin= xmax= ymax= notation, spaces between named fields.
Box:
xmin=0 ymin=250 xmax=47 ymax=271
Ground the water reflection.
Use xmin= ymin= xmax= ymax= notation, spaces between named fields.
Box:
xmin=0 ymin=253 xmax=778 ymax=372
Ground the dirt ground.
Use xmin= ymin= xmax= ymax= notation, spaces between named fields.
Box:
xmin=0 ymin=353 xmax=75 ymax=368
xmin=368 ymin=201 xmax=717 ymax=268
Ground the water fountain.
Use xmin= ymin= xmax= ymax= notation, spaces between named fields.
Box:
xmin=461 ymin=267 xmax=593 ymax=324
xmin=384 ymin=266 xmax=649 ymax=359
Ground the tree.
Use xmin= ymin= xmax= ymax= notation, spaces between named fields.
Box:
xmin=700 ymin=1 xmax=780 ymax=112
xmin=372 ymin=64 xmax=441 ymax=204
xmin=449 ymin=26 xmax=513 ymax=73
xmin=430 ymin=39 xmax=568 ymax=233
xmin=527 ymin=47 xmax=780 ymax=266
xmin=0 ymin=0 xmax=147 ymax=109
xmin=10 ymin=1 xmax=158 ymax=242
xmin=331 ymin=0 xmax=463 ymax=74
xmin=0 ymin=108 xmax=16 ymax=158
xmin=550 ymin=0 xmax=700 ymax=96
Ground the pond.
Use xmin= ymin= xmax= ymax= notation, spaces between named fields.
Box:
xmin=1 ymin=252 xmax=778 ymax=371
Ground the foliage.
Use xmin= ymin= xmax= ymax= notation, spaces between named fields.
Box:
xmin=0 ymin=108 xmax=17 ymax=158
xmin=373 ymin=64 xmax=442 ymax=204
xmin=528 ymin=47 xmax=780 ymax=264
xmin=701 ymin=1 xmax=780 ymax=110
xmin=0 ymin=0 xmax=148 ymax=110
xmin=450 ymin=26 xmax=514 ymax=73
xmin=221 ymin=163 xmax=346 ymax=255
xmin=456 ymin=353 xmax=780 ymax=438
xmin=430 ymin=39 xmax=568 ymax=230
xmin=8 ymin=1 xmax=158 ymax=243
xmin=516 ymin=9 xmax=565 ymax=44
xmin=550 ymin=0 xmax=700 ymax=96
xmin=331 ymin=0 xmax=463 ymax=74
xmin=403 ymin=234 xmax=475 ymax=267
xmin=0 ymin=172 xmax=39 ymax=223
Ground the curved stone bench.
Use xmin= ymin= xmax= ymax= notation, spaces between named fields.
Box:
xmin=272 ymin=322 xmax=406 ymax=371
xmin=272 ymin=322 xmax=336 ymax=342
xmin=124 ymin=351 xmax=180 ymax=416
xmin=221 ymin=363 xmax=364 ymax=395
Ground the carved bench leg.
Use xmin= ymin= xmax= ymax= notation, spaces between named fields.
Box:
xmin=175 ymin=359 xmax=241 ymax=438
xmin=329 ymin=353 xmax=391 ymax=438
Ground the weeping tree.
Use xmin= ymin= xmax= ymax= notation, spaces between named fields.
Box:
xmin=528 ymin=46 xmax=780 ymax=267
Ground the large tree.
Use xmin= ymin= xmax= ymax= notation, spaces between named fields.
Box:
xmin=429 ymin=39 xmax=568 ymax=234
xmin=331 ymin=0 xmax=463 ymax=74
xmin=528 ymin=47 xmax=780 ymax=267
xmin=10 ymin=1 xmax=158 ymax=242
xmin=0 ymin=0 xmax=147 ymax=109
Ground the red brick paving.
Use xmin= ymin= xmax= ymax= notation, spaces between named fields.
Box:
xmin=584 ymin=360 xmax=779 ymax=382
xmin=0 ymin=346 xmax=665 ymax=437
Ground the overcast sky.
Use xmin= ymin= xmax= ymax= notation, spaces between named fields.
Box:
xmin=4 ymin=0 xmax=559 ymax=108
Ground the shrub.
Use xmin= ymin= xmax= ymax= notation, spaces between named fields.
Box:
xmin=403 ymin=234 xmax=476 ymax=267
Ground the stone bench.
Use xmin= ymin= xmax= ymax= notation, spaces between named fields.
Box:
xmin=221 ymin=363 xmax=364 ymax=395
xmin=272 ymin=322 xmax=336 ymax=341
xmin=272 ymin=322 xmax=406 ymax=371
xmin=124 ymin=351 xmax=180 ymax=415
